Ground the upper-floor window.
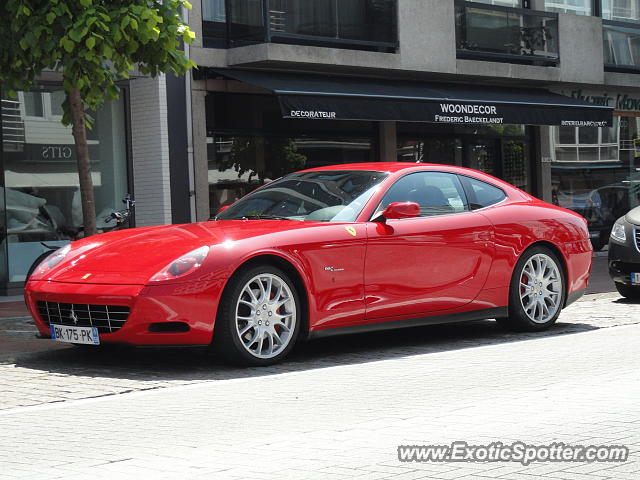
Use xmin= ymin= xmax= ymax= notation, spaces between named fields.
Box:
xmin=202 ymin=0 xmax=398 ymax=52
xmin=542 ymin=1 xmax=593 ymax=15
xmin=455 ymin=0 xmax=559 ymax=65
xmin=471 ymin=0 xmax=593 ymax=15
xmin=203 ymin=0 xmax=226 ymax=23
xmin=602 ymin=0 xmax=640 ymax=22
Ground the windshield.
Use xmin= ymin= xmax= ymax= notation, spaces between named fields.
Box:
xmin=216 ymin=170 xmax=388 ymax=222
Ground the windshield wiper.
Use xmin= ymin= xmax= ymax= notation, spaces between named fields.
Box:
xmin=235 ymin=215 xmax=293 ymax=220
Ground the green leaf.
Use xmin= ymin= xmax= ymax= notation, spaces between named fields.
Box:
xmin=120 ymin=16 xmax=130 ymax=30
xmin=61 ymin=38 xmax=74 ymax=53
xmin=80 ymin=0 xmax=92 ymax=7
xmin=183 ymin=1 xmax=192 ymax=10
xmin=69 ymin=28 xmax=85 ymax=43
xmin=85 ymin=37 xmax=96 ymax=49
xmin=46 ymin=12 xmax=56 ymax=24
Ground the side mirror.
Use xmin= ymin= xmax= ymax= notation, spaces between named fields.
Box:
xmin=381 ymin=202 xmax=420 ymax=220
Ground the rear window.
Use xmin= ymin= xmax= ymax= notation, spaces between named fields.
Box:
xmin=460 ymin=176 xmax=506 ymax=210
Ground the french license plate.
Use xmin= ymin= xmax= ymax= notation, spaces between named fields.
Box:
xmin=50 ymin=324 xmax=100 ymax=345
xmin=632 ymin=273 xmax=640 ymax=285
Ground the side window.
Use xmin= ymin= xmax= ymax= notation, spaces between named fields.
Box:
xmin=461 ymin=176 xmax=507 ymax=210
xmin=377 ymin=172 xmax=469 ymax=218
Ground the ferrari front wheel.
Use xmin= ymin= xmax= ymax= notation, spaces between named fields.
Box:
xmin=499 ymin=246 xmax=566 ymax=332
xmin=214 ymin=265 xmax=300 ymax=366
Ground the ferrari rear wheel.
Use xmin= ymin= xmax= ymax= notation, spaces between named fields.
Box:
xmin=214 ymin=265 xmax=300 ymax=366
xmin=499 ymin=246 xmax=566 ymax=332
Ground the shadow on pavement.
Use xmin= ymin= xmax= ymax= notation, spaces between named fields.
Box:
xmin=6 ymin=318 xmax=599 ymax=383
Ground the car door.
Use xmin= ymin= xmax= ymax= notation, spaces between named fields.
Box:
xmin=364 ymin=172 xmax=495 ymax=320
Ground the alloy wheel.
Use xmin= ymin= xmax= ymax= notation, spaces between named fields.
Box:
xmin=519 ymin=253 xmax=562 ymax=324
xmin=235 ymin=273 xmax=297 ymax=359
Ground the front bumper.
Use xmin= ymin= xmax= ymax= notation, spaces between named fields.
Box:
xmin=608 ymin=240 xmax=640 ymax=286
xmin=25 ymin=279 xmax=226 ymax=345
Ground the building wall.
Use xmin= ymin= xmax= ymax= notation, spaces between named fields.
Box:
xmin=130 ymin=75 xmax=172 ymax=227
xmin=189 ymin=0 xmax=640 ymax=90
xmin=186 ymin=0 xmax=640 ymax=221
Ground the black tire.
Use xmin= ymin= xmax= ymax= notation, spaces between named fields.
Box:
xmin=213 ymin=265 xmax=302 ymax=366
xmin=498 ymin=246 xmax=567 ymax=332
xmin=26 ymin=249 xmax=56 ymax=281
xmin=615 ymin=282 xmax=640 ymax=300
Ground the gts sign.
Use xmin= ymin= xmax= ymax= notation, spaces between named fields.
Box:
xmin=41 ymin=145 xmax=73 ymax=160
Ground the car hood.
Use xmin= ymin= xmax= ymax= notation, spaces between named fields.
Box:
xmin=38 ymin=220 xmax=314 ymax=285
xmin=625 ymin=206 xmax=640 ymax=226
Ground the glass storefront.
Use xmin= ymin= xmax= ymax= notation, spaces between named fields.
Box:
xmin=550 ymin=117 xmax=640 ymax=250
xmin=206 ymin=92 xmax=537 ymax=218
xmin=1 ymin=85 xmax=129 ymax=283
xmin=397 ymin=123 xmax=533 ymax=192
xmin=206 ymin=93 xmax=377 ymax=218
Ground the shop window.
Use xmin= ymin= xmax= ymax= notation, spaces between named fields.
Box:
xmin=1 ymin=87 xmax=128 ymax=282
xmin=208 ymin=134 xmax=374 ymax=218
xmin=551 ymin=120 xmax=620 ymax=163
xmin=22 ymin=92 xmax=44 ymax=118
xmin=550 ymin=118 xmax=640 ymax=250
xmin=49 ymin=91 xmax=65 ymax=117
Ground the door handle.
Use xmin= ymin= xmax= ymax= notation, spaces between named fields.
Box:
xmin=478 ymin=232 xmax=492 ymax=241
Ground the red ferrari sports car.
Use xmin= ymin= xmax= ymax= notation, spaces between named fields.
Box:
xmin=25 ymin=163 xmax=592 ymax=365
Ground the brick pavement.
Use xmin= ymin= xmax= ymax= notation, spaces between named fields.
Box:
xmin=0 ymin=293 xmax=638 ymax=479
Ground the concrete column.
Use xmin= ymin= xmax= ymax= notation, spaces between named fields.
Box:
xmin=398 ymin=0 xmax=457 ymax=73
xmin=191 ymin=88 xmax=210 ymax=221
xmin=379 ymin=121 xmax=397 ymax=162
xmin=538 ymin=126 xmax=553 ymax=203
xmin=130 ymin=75 xmax=172 ymax=227
xmin=558 ymin=13 xmax=605 ymax=85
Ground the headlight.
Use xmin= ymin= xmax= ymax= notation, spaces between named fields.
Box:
xmin=149 ymin=246 xmax=210 ymax=282
xmin=30 ymin=244 xmax=72 ymax=278
xmin=610 ymin=221 xmax=626 ymax=244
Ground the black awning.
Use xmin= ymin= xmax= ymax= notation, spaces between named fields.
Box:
xmin=211 ymin=69 xmax=613 ymax=127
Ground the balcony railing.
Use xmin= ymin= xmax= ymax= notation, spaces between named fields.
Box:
xmin=455 ymin=1 xmax=559 ymax=66
xmin=603 ymin=20 xmax=640 ymax=72
xmin=203 ymin=0 xmax=398 ymax=52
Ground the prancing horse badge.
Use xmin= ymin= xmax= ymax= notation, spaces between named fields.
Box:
xmin=345 ymin=226 xmax=357 ymax=237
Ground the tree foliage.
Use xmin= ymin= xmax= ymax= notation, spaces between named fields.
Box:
xmin=0 ymin=0 xmax=196 ymax=235
xmin=1 ymin=0 xmax=196 ymax=120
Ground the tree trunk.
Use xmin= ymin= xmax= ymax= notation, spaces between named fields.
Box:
xmin=68 ymin=88 xmax=97 ymax=237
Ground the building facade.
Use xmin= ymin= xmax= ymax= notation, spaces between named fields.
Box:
xmin=188 ymin=0 xmax=640 ymax=246
xmin=3 ymin=0 xmax=640 ymax=292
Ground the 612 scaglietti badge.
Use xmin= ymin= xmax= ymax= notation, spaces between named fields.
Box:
xmin=25 ymin=163 xmax=592 ymax=366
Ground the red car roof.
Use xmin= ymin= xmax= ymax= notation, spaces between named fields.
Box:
xmin=301 ymin=162 xmax=441 ymax=173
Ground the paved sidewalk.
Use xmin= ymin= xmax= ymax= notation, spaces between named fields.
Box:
xmin=0 ymin=318 xmax=638 ymax=479
xmin=0 ymin=292 xmax=638 ymax=411
xmin=0 ymin=293 xmax=638 ymax=479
